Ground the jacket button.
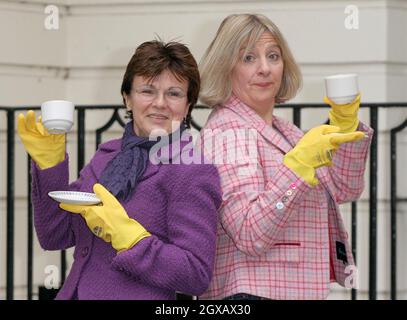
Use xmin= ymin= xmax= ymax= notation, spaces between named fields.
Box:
xmin=276 ymin=202 xmax=284 ymax=210
xmin=81 ymin=247 xmax=89 ymax=257
xmin=289 ymin=183 xmax=297 ymax=190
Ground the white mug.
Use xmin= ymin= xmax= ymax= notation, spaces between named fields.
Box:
xmin=324 ymin=73 xmax=359 ymax=105
xmin=41 ymin=100 xmax=74 ymax=134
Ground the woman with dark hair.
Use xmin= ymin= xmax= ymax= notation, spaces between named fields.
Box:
xmin=17 ymin=40 xmax=222 ymax=300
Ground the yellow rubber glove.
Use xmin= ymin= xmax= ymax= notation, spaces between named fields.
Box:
xmin=59 ymin=183 xmax=151 ymax=253
xmin=283 ymin=125 xmax=365 ymax=186
xmin=17 ymin=110 xmax=65 ymax=169
xmin=324 ymin=94 xmax=361 ymax=133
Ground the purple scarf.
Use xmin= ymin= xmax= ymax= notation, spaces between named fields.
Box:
xmin=99 ymin=122 xmax=185 ymax=201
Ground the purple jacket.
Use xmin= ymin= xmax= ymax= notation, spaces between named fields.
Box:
xmin=31 ymin=137 xmax=222 ymax=300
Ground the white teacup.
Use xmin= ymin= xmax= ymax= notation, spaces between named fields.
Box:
xmin=41 ymin=100 xmax=74 ymax=134
xmin=324 ymin=73 xmax=359 ymax=105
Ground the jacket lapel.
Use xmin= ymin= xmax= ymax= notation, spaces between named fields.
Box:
xmin=224 ymin=96 xmax=293 ymax=154
xmin=139 ymin=162 xmax=160 ymax=181
xmin=271 ymin=116 xmax=302 ymax=153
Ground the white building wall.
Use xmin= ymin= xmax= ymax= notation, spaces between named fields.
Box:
xmin=0 ymin=0 xmax=406 ymax=299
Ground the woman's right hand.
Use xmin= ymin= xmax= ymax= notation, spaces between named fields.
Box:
xmin=17 ymin=110 xmax=66 ymax=169
xmin=283 ymin=125 xmax=364 ymax=186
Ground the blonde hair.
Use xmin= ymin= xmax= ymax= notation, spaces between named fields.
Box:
xmin=199 ymin=13 xmax=302 ymax=107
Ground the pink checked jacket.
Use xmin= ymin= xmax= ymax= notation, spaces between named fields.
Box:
xmin=199 ymin=95 xmax=373 ymax=300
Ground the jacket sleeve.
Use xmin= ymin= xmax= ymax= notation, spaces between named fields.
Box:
xmin=31 ymin=154 xmax=97 ymax=250
xmin=325 ymin=121 xmax=373 ymax=204
xmin=111 ymin=164 xmax=222 ymax=296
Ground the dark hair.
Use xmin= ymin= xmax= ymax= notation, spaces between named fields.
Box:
xmin=121 ymin=40 xmax=200 ymax=127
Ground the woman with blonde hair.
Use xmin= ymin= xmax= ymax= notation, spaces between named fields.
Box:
xmin=198 ymin=13 xmax=372 ymax=300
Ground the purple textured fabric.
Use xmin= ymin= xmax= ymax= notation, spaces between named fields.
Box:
xmin=31 ymin=137 xmax=222 ymax=300
xmin=99 ymin=122 xmax=186 ymax=201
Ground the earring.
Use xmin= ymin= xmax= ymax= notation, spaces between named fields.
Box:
xmin=125 ymin=110 xmax=133 ymax=119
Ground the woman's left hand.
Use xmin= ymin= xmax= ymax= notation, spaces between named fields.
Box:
xmin=59 ymin=183 xmax=151 ymax=253
xmin=324 ymin=94 xmax=361 ymax=133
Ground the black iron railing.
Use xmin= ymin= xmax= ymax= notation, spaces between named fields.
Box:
xmin=1 ymin=103 xmax=406 ymax=300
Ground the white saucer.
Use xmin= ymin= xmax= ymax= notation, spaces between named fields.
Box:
xmin=48 ymin=191 xmax=101 ymax=205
